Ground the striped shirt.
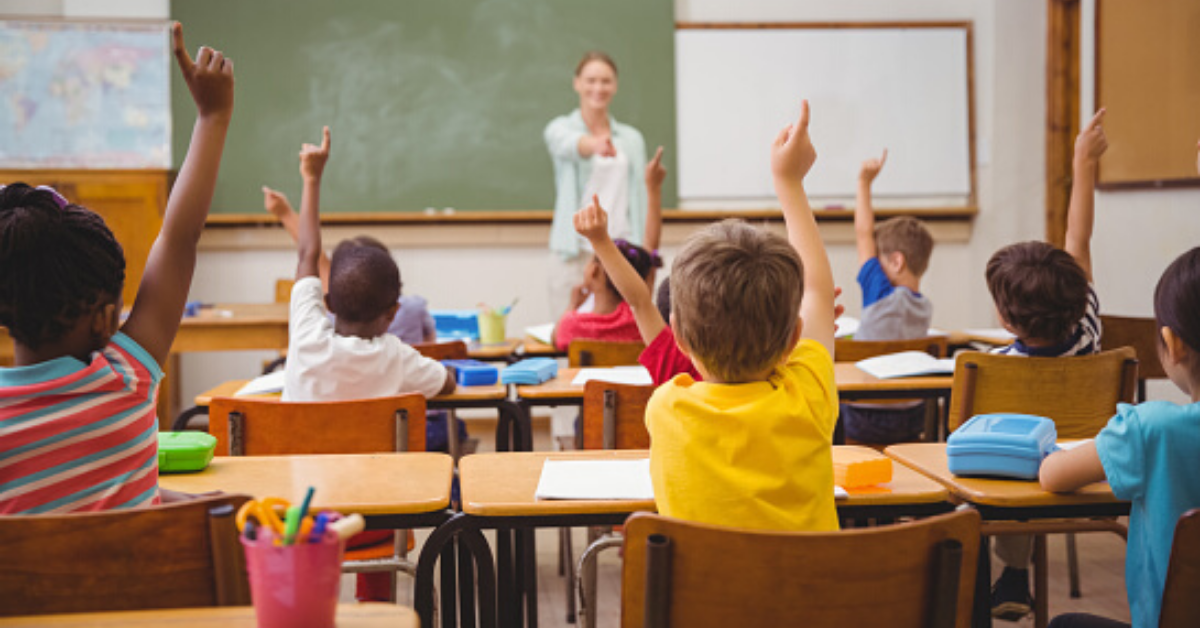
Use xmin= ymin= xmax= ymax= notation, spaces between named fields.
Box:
xmin=993 ymin=286 xmax=1101 ymax=357
xmin=0 ymin=332 xmax=163 ymax=514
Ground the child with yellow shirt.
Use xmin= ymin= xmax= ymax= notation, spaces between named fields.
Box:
xmin=645 ymin=100 xmax=839 ymax=531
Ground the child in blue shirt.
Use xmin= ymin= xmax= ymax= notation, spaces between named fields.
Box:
xmin=1040 ymin=244 xmax=1200 ymax=628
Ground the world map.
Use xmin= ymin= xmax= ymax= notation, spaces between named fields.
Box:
xmin=0 ymin=20 xmax=169 ymax=168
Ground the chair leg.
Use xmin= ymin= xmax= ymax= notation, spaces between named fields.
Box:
xmin=1033 ymin=534 xmax=1049 ymax=628
xmin=576 ymin=531 xmax=623 ymax=628
xmin=1066 ymin=532 xmax=1082 ymax=598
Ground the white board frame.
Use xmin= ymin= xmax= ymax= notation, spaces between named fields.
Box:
xmin=674 ymin=22 xmax=976 ymax=209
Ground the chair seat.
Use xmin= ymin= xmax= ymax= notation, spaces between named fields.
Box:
xmin=344 ymin=530 xmax=416 ymax=562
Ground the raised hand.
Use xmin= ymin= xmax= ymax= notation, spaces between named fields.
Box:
xmin=299 ymin=126 xmax=331 ymax=181
xmin=771 ymin=100 xmax=817 ymax=183
xmin=574 ymin=194 xmax=610 ymax=242
xmin=645 ymin=146 xmax=666 ymax=190
xmin=1074 ymin=108 xmax=1108 ymax=167
xmin=859 ymin=148 xmax=888 ymax=185
xmin=262 ymin=186 xmax=292 ymax=219
xmin=171 ymin=22 xmax=233 ymax=121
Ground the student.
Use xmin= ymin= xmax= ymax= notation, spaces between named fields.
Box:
xmin=1040 ymin=245 xmax=1200 ymax=628
xmin=986 ymin=109 xmax=1108 ymax=619
xmin=281 ymin=126 xmax=453 ymax=403
xmin=261 ymin=188 xmax=437 ymax=345
xmin=644 ymin=100 xmax=839 ymax=530
xmin=843 ymin=150 xmax=936 ymax=443
xmin=280 ymin=126 xmax=453 ymax=601
xmin=0 ymin=23 xmax=233 ymax=513
xmin=550 ymin=232 xmax=659 ymax=352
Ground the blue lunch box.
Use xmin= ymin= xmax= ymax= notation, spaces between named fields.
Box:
xmin=442 ymin=359 xmax=499 ymax=386
xmin=431 ymin=310 xmax=479 ymax=341
xmin=946 ymin=413 xmax=1058 ymax=480
xmin=500 ymin=358 xmax=559 ymax=385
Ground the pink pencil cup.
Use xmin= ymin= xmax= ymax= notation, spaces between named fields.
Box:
xmin=241 ymin=530 xmax=343 ymax=628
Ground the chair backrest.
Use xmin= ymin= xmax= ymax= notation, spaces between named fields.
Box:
xmin=834 ymin=335 xmax=949 ymax=363
xmin=413 ymin=340 xmax=469 ymax=361
xmin=0 ymin=493 xmax=252 ymax=617
xmin=1159 ymin=509 xmax=1200 ymax=628
xmin=209 ymin=394 xmax=427 ymax=456
xmin=947 ymin=347 xmax=1138 ymax=438
xmin=274 ymin=278 xmax=295 ymax=304
xmin=620 ymin=509 xmax=980 ymax=628
xmin=1100 ymin=314 xmax=1167 ymax=380
xmin=569 ymin=339 xmax=646 ymax=367
xmin=581 ymin=380 xmax=654 ymax=450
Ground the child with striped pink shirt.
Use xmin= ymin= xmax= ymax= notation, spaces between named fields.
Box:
xmin=0 ymin=23 xmax=233 ymax=514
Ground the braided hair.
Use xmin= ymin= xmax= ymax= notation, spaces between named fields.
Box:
xmin=0 ymin=183 xmax=125 ymax=349
xmin=601 ymin=239 xmax=661 ymax=300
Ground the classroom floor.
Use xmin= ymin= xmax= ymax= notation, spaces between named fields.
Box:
xmin=344 ymin=415 xmax=1134 ymax=627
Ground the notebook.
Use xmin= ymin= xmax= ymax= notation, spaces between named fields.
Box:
xmin=855 ymin=351 xmax=956 ymax=379
xmin=570 ymin=366 xmax=653 ymax=387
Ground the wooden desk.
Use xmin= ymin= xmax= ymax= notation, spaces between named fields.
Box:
xmin=158 ymin=453 xmax=454 ymax=527
xmin=0 ymin=604 xmax=416 ymax=627
xmin=172 ymin=303 xmax=290 ymax=353
xmin=415 ymin=447 xmax=954 ymax=628
xmin=884 ymin=442 xmax=1123 ymax=517
xmin=517 ymin=364 xmax=954 ymax=403
xmin=466 ymin=338 xmax=522 ymax=361
xmin=519 ymin=338 xmax=564 ymax=358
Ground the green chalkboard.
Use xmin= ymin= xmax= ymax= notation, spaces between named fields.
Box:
xmin=171 ymin=0 xmax=676 ymax=214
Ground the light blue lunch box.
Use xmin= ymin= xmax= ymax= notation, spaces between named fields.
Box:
xmin=946 ymin=414 xmax=1058 ymax=480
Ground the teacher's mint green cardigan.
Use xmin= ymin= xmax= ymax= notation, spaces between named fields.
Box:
xmin=544 ymin=109 xmax=647 ymax=261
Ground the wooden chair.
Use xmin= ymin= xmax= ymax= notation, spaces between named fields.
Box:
xmin=571 ymin=381 xmax=656 ymax=627
xmin=1159 ymin=509 xmax=1200 ymax=628
xmin=569 ymin=339 xmax=646 ymax=368
xmin=836 ymin=335 xmax=950 ymax=443
xmin=1100 ymin=314 xmax=1167 ymax=401
xmin=413 ymin=339 xmax=468 ymax=361
xmin=208 ymin=394 xmax=427 ymax=601
xmin=0 ymin=493 xmax=252 ymax=617
xmin=947 ymin=347 xmax=1138 ymax=627
xmin=620 ymin=509 xmax=981 ymax=628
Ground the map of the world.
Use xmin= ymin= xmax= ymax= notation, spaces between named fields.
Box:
xmin=0 ymin=20 xmax=169 ymax=168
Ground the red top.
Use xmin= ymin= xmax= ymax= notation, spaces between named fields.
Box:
xmin=554 ymin=301 xmax=643 ymax=351
xmin=638 ymin=326 xmax=702 ymax=385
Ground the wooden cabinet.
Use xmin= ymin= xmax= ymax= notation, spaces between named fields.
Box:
xmin=0 ymin=170 xmax=169 ymax=306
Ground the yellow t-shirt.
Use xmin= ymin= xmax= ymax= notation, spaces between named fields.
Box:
xmin=645 ymin=338 xmax=839 ymax=531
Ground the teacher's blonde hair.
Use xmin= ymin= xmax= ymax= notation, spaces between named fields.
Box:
xmin=575 ymin=51 xmax=617 ymax=77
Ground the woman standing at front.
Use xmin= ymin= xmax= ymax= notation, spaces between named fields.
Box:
xmin=544 ymin=52 xmax=648 ymax=317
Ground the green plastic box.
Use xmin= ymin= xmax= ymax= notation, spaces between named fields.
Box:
xmin=157 ymin=431 xmax=217 ymax=473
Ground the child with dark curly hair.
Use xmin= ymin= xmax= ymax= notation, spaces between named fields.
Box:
xmin=0 ymin=23 xmax=234 ymax=514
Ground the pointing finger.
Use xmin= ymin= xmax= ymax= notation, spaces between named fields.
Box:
xmin=171 ymin=22 xmax=195 ymax=73
xmin=795 ymin=99 xmax=810 ymax=136
xmin=321 ymin=126 xmax=331 ymax=152
xmin=880 ymin=148 xmax=888 ymax=166
xmin=1084 ymin=108 xmax=1106 ymax=131
xmin=650 ymin=145 xmax=663 ymax=166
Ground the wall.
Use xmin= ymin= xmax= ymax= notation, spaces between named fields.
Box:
xmin=10 ymin=0 xmax=1192 ymax=404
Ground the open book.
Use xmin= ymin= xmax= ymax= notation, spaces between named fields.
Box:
xmin=834 ymin=316 xmax=860 ymax=339
xmin=524 ymin=323 xmax=555 ymax=345
xmin=856 ymin=351 xmax=956 ymax=379
xmin=535 ymin=458 xmax=850 ymax=500
xmin=234 ymin=370 xmax=286 ymax=396
xmin=570 ymin=366 xmax=653 ymax=387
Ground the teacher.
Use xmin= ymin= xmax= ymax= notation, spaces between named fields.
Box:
xmin=544 ymin=51 xmax=647 ymax=316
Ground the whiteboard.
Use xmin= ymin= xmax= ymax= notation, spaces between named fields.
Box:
xmin=675 ymin=27 xmax=972 ymax=203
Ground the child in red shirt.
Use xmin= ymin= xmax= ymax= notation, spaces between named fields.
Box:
xmin=552 ymin=231 xmax=659 ymax=351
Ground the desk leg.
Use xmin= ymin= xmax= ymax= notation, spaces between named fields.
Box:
xmin=442 ymin=537 xmax=459 ymax=628
xmin=416 ymin=514 xmax=497 ymax=628
xmin=497 ymin=527 xmax=516 ymax=626
xmin=973 ymin=535 xmax=992 ymax=628
xmin=458 ymin=535 xmax=477 ymax=628
xmin=521 ymin=528 xmax=539 ymax=628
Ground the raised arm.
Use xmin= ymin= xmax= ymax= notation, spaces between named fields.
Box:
xmin=644 ymin=146 xmax=665 ymax=251
xmin=263 ymin=186 xmax=330 ymax=289
xmin=1065 ymin=108 xmax=1107 ymax=282
xmin=576 ymin=196 xmax=666 ymax=343
xmin=855 ymin=149 xmax=887 ymax=265
xmin=295 ymin=127 xmax=331 ymax=280
xmin=122 ymin=23 xmax=233 ymax=366
xmin=770 ymin=100 xmax=835 ymax=355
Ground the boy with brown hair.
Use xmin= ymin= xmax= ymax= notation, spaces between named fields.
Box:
xmin=644 ymin=100 xmax=839 ymax=531
xmin=986 ymin=109 xmax=1108 ymax=620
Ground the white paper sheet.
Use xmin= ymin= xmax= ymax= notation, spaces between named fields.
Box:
xmin=535 ymin=459 xmax=655 ymax=500
xmin=834 ymin=316 xmax=860 ymax=339
xmin=524 ymin=323 xmax=555 ymax=345
xmin=570 ymin=366 xmax=654 ymax=387
xmin=234 ymin=370 xmax=286 ymax=396
xmin=856 ymin=351 xmax=956 ymax=379
xmin=834 ymin=486 xmax=849 ymax=499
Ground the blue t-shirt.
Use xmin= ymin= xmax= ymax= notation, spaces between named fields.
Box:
xmin=857 ymin=257 xmax=894 ymax=308
xmin=1095 ymin=400 xmax=1200 ymax=628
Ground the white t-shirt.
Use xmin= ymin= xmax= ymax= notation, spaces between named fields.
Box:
xmin=579 ymin=149 xmax=631 ymax=253
xmin=282 ymin=276 xmax=447 ymax=402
